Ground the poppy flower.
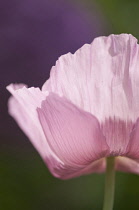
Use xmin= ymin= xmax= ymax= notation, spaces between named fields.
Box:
xmin=7 ymin=34 xmax=139 ymax=180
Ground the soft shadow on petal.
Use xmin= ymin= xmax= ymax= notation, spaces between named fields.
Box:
xmin=101 ymin=117 xmax=134 ymax=156
xmin=116 ymin=156 xmax=139 ymax=174
xmin=50 ymin=158 xmax=106 ymax=180
xmin=37 ymin=93 xmax=109 ymax=178
xmin=126 ymin=118 xmax=139 ymax=159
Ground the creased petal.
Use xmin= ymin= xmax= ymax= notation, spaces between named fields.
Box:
xmin=37 ymin=93 xmax=109 ymax=178
xmin=42 ymin=34 xmax=139 ymax=159
xmin=101 ymin=118 xmax=134 ymax=156
xmin=7 ymin=84 xmax=64 ymax=176
xmin=42 ymin=34 xmax=139 ymax=124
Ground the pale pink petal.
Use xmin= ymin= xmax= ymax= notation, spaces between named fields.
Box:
xmin=42 ymin=35 xmax=139 ymax=158
xmin=7 ymin=84 xmax=65 ymax=177
xmin=116 ymin=157 xmax=139 ymax=174
xmin=42 ymin=34 xmax=139 ymax=123
xmin=37 ymin=93 xmax=109 ymax=178
xmin=7 ymin=83 xmax=27 ymax=91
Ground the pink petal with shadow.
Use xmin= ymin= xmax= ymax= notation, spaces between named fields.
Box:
xmin=38 ymin=93 xmax=109 ymax=178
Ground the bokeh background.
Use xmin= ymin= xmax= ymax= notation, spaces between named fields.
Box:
xmin=1 ymin=0 xmax=139 ymax=209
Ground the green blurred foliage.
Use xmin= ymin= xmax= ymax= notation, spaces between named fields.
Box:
xmin=97 ymin=0 xmax=139 ymax=37
xmin=79 ymin=0 xmax=139 ymax=38
xmin=1 ymin=146 xmax=104 ymax=210
xmin=1 ymin=146 xmax=139 ymax=210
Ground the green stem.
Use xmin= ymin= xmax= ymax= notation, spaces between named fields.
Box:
xmin=103 ymin=157 xmax=115 ymax=210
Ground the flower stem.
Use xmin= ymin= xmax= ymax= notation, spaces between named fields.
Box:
xmin=103 ymin=157 xmax=115 ymax=210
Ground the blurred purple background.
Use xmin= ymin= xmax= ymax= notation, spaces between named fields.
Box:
xmin=0 ymin=0 xmax=108 ymax=148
